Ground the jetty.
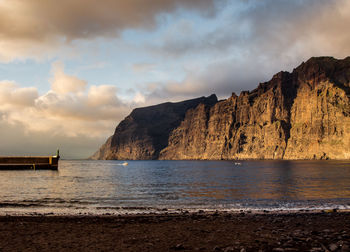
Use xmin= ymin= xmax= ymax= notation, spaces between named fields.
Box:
xmin=0 ymin=150 xmax=60 ymax=170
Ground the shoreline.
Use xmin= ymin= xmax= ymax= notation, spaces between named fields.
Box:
xmin=88 ymin=159 xmax=350 ymax=161
xmin=0 ymin=207 xmax=349 ymax=217
xmin=0 ymin=211 xmax=349 ymax=251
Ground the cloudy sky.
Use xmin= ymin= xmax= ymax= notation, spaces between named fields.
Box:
xmin=0 ymin=0 xmax=349 ymax=158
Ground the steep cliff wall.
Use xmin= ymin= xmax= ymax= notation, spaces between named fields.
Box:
xmin=90 ymin=95 xmax=218 ymax=160
xmin=92 ymin=57 xmax=350 ymax=160
xmin=159 ymin=71 xmax=296 ymax=160
xmin=283 ymin=57 xmax=350 ymax=159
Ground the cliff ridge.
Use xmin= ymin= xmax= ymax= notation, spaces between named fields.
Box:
xmin=92 ymin=57 xmax=350 ymax=160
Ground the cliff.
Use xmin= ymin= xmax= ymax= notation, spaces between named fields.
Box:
xmin=91 ymin=95 xmax=218 ymax=160
xmin=92 ymin=57 xmax=350 ymax=160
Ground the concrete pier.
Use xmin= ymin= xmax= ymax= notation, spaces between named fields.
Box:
xmin=0 ymin=156 xmax=59 ymax=170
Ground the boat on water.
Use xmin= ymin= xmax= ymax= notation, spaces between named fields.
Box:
xmin=0 ymin=150 xmax=60 ymax=170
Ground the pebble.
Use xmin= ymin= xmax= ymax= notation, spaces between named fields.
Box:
xmin=310 ymin=248 xmax=323 ymax=252
xmin=172 ymin=244 xmax=185 ymax=250
xmin=282 ymin=241 xmax=293 ymax=247
xmin=223 ymin=246 xmax=234 ymax=252
xmin=341 ymin=244 xmax=350 ymax=252
xmin=212 ymin=246 xmax=221 ymax=251
xmin=213 ymin=211 xmax=219 ymax=216
xmin=272 ymin=248 xmax=285 ymax=252
xmin=284 ymin=249 xmax=298 ymax=252
xmin=329 ymin=243 xmax=338 ymax=251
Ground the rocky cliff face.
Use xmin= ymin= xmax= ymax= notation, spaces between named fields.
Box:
xmin=91 ymin=95 xmax=218 ymax=160
xmin=92 ymin=57 xmax=350 ymax=160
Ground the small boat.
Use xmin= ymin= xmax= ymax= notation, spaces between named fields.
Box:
xmin=0 ymin=150 xmax=60 ymax=170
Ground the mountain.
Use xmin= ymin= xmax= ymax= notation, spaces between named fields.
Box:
xmin=91 ymin=95 xmax=218 ymax=160
xmin=91 ymin=57 xmax=350 ymax=160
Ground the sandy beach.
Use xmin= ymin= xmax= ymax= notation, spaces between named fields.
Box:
xmin=0 ymin=211 xmax=349 ymax=251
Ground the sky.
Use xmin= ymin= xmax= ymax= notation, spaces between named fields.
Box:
xmin=0 ymin=0 xmax=350 ymax=158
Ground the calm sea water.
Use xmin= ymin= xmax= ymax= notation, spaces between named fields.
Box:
xmin=0 ymin=160 xmax=350 ymax=215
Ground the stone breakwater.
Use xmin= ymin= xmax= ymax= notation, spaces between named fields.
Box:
xmin=92 ymin=57 xmax=350 ymax=160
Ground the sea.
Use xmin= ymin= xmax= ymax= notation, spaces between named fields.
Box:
xmin=0 ymin=160 xmax=350 ymax=215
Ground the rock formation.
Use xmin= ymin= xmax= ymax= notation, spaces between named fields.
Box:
xmin=91 ymin=95 xmax=218 ymax=160
xmin=91 ymin=57 xmax=350 ymax=160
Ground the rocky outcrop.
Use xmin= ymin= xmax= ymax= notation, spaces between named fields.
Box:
xmin=92 ymin=57 xmax=350 ymax=160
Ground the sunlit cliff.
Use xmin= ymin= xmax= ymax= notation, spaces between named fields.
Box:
xmin=92 ymin=57 xmax=350 ymax=160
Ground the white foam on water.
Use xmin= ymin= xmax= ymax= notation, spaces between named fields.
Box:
xmin=1 ymin=201 xmax=350 ymax=216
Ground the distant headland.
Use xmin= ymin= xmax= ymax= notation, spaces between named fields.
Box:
xmin=91 ymin=57 xmax=350 ymax=160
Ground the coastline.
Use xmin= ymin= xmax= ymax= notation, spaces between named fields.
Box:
xmin=1 ymin=210 xmax=349 ymax=251
xmin=1 ymin=204 xmax=349 ymax=217
xmin=92 ymin=158 xmax=350 ymax=161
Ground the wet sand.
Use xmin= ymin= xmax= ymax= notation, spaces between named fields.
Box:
xmin=0 ymin=211 xmax=349 ymax=251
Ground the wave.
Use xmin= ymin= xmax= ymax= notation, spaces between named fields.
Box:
xmin=0 ymin=198 xmax=350 ymax=216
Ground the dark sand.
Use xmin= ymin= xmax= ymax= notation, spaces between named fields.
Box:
xmin=0 ymin=211 xmax=349 ymax=251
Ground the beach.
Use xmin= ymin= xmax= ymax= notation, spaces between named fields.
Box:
xmin=0 ymin=211 xmax=349 ymax=251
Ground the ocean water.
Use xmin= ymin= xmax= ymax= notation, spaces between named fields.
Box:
xmin=0 ymin=160 xmax=350 ymax=215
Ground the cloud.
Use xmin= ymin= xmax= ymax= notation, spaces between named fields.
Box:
xmin=0 ymin=62 xmax=131 ymax=157
xmin=132 ymin=92 xmax=146 ymax=104
xmin=239 ymin=0 xmax=350 ymax=59
xmin=132 ymin=63 xmax=156 ymax=73
xmin=50 ymin=61 xmax=87 ymax=94
xmin=134 ymin=54 xmax=282 ymax=104
xmin=0 ymin=118 xmax=103 ymax=159
xmin=0 ymin=0 xmax=216 ymax=61
xmin=88 ymin=85 xmax=120 ymax=107
xmin=152 ymin=0 xmax=350 ymax=58
xmin=0 ymin=81 xmax=38 ymax=107
xmin=140 ymin=0 xmax=350 ymax=100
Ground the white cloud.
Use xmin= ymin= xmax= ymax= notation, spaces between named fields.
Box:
xmin=0 ymin=81 xmax=38 ymax=107
xmin=0 ymin=62 xmax=131 ymax=157
xmin=88 ymin=85 xmax=119 ymax=107
xmin=50 ymin=61 xmax=87 ymax=94
xmin=132 ymin=92 xmax=146 ymax=104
